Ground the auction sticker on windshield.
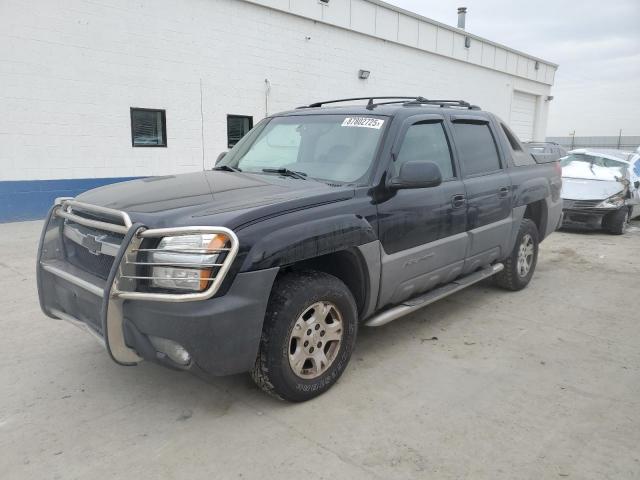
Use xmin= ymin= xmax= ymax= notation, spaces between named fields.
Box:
xmin=341 ymin=117 xmax=385 ymax=129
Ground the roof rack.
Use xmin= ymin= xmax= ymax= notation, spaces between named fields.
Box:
xmin=299 ymin=96 xmax=421 ymax=109
xmin=298 ymin=96 xmax=480 ymax=110
xmin=404 ymin=99 xmax=481 ymax=110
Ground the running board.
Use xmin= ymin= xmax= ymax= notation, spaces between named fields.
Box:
xmin=365 ymin=263 xmax=504 ymax=328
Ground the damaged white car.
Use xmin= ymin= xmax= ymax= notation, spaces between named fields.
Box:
xmin=560 ymin=149 xmax=640 ymax=234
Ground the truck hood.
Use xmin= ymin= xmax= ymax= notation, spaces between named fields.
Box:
xmin=561 ymin=177 xmax=623 ymax=201
xmin=76 ymin=171 xmax=354 ymax=228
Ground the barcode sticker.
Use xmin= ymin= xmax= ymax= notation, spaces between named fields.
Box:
xmin=341 ymin=117 xmax=385 ymax=129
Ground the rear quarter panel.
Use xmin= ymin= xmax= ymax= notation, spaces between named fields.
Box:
xmin=508 ymin=163 xmax=562 ymax=240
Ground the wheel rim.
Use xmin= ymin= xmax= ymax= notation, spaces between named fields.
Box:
xmin=288 ymin=301 xmax=343 ymax=379
xmin=517 ymin=234 xmax=535 ymax=278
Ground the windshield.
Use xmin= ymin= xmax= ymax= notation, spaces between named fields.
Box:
xmin=220 ymin=114 xmax=388 ymax=184
xmin=561 ymin=154 xmax=627 ymax=171
xmin=560 ymin=153 xmax=629 ymax=182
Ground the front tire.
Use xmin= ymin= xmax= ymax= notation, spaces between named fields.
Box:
xmin=494 ymin=218 xmax=539 ymax=291
xmin=251 ymin=271 xmax=358 ymax=402
xmin=605 ymin=208 xmax=629 ymax=235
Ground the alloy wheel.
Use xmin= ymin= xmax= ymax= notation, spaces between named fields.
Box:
xmin=517 ymin=233 xmax=535 ymax=277
xmin=288 ymin=301 xmax=343 ymax=379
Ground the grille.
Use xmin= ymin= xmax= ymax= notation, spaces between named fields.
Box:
xmin=63 ymin=235 xmax=116 ymax=280
xmin=70 ymin=208 xmax=126 ymax=227
xmin=564 ymin=199 xmax=601 ymax=210
xmin=52 ymin=199 xmax=240 ymax=302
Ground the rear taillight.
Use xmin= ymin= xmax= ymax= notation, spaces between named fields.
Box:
xmin=554 ymin=161 xmax=562 ymax=176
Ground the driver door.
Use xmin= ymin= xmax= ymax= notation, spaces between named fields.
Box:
xmin=377 ymin=115 xmax=468 ymax=308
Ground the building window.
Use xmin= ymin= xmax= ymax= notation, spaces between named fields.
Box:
xmin=227 ymin=115 xmax=253 ymax=149
xmin=130 ymin=108 xmax=167 ymax=147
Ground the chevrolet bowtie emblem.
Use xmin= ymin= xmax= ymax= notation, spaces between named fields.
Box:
xmin=82 ymin=234 xmax=104 ymax=255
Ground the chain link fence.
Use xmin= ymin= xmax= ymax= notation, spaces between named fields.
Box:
xmin=546 ymin=136 xmax=640 ymax=151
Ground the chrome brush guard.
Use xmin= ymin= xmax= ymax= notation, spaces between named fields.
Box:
xmin=37 ymin=198 xmax=239 ymax=364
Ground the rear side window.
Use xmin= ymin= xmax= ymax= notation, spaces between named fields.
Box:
xmin=501 ymin=124 xmax=522 ymax=151
xmin=452 ymin=122 xmax=501 ymax=176
xmin=395 ymin=122 xmax=454 ymax=179
xmin=501 ymin=123 xmax=535 ymax=166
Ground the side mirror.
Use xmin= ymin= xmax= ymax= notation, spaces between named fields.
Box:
xmin=216 ymin=152 xmax=227 ymax=164
xmin=388 ymin=161 xmax=443 ymax=190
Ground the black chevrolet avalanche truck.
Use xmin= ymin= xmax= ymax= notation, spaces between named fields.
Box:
xmin=37 ymin=97 xmax=562 ymax=402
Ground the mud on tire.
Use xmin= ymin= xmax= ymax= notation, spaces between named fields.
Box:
xmin=494 ymin=218 xmax=539 ymax=291
xmin=251 ymin=270 xmax=358 ymax=402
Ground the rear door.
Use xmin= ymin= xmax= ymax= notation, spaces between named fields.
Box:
xmin=376 ymin=114 xmax=467 ymax=307
xmin=448 ymin=115 xmax=513 ymax=273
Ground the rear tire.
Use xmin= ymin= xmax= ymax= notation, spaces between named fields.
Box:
xmin=494 ymin=218 xmax=539 ymax=291
xmin=251 ymin=270 xmax=357 ymax=402
xmin=605 ymin=208 xmax=629 ymax=235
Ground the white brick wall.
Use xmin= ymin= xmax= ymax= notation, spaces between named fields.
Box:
xmin=0 ymin=0 xmax=553 ymax=181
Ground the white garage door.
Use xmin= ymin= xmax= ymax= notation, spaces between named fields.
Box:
xmin=510 ymin=91 xmax=537 ymax=142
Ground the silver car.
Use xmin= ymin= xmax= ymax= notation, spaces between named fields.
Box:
xmin=561 ymin=149 xmax=640 ymax=234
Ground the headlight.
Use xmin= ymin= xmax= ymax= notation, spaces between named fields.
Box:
xmin=149 ymin=233 xmax=228 ymax=292
xmin=595 ymin=194 xmax=625 ymax=209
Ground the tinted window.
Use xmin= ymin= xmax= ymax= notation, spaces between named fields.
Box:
xmin=131 ymin=108 xmax=166 ymax=147
xmin=395 ymin=122 xmax=454 ymax=179
xmin=452 ymin=122 xmax=501 ymax=175
xmin=501 ymin=124 xmax=522 ymax=151
xmin=501 ymin=123 xmax=536 ymax=167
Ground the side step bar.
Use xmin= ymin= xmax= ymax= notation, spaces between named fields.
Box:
xmin=365 ymin=263 xmax=504 ymax=328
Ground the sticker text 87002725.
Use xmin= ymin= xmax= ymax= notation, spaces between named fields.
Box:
xmin=341 ymin=117 xmax=385 ymax=129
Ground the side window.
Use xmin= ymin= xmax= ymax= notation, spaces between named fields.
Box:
xmin=452 ymin=122 xmax=501 ymax=176
xmin=501 ymin=123 xmax=535 ymax=166
xmin=395 ymin=122 xmax=455 ymax=180
xmin=501 ymin=124 xmax=522 ymax=151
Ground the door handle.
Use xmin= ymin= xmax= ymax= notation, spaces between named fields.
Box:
xmin=451 ymin=194 xmax=466 ymax=209
xmin=498 ymin=186 xmax=510 ymax=198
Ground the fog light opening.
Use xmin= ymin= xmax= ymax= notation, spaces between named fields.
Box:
xmin=149 ymin=336 xmax=191 ymax=366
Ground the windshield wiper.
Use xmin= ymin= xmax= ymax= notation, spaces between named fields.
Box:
xmin=262 ymin=168 xmax=307 ymax=180
xmin=213 ymin=165 xmax=242 ymax=172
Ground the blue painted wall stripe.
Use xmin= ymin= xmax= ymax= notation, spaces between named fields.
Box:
xmin=0 ymin=177 xmax=142 ymax=222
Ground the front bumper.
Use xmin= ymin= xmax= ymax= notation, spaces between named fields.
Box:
xmin=561 ymin=208 xmax=615 ymax=230
xmin=37 ymin=199 xmax=278 ymax=376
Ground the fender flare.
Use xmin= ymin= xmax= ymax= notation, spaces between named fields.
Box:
xmin=239 ymin=214 xmax=377 ymax=271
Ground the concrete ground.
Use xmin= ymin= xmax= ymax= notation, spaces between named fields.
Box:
xmin=1 ymin=220 xmax=639 ymax=480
